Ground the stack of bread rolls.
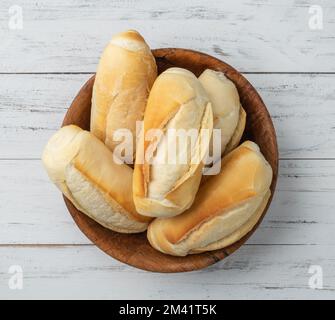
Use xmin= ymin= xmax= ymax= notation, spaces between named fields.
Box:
xmin=42 ymin=30 xmax=273 ymax=257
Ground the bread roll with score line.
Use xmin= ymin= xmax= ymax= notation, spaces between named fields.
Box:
xmin=147 ymin=141 xmax=273 ymax=256
xmin=133 ymin=67 xmax=213 ymax=218
xmin=42 ymin=125 xmax=151 ymax=233
xmin=91 ymin=30 xmax=157 ymax=158
xmin=199 ymin=69 xmax=246 ymax=160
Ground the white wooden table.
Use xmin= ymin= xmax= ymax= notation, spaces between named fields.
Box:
xmin=1 ymin=0 xmax=334 ymax=299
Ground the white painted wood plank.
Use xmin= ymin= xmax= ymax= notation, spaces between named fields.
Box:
xmin=0 ymin=244 xmax=334 ymax=299
xmin=245 ymin=73 xmax=335 ymax=158
xmin=0 ymin=0 xmax=334 ymax=72
xmin=0 ymin=74 xmax=83 ymax=159
xmin=0 ymin=159 xmax=334 ymax=245
xmin=0 ymin=159 xmax=89 ymax=244
xmin=1 ymin=73 xmax=335 ymax=159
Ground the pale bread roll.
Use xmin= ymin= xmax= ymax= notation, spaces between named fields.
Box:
xmin=133 ymin=67 xmax=213 ymax=218
xmin=199 ymin=69 xmax=246 ymax=159
xmin=91 ymin=30 xmax=157 ymax=157
xmin=42 ymin=125 xmax=151 ymax=233
xmin=224 ymin=106 xmax=246 ymax=154
xmin=147 ymin=141 xmax=273 ymax=256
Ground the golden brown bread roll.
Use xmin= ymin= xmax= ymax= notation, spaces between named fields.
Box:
xmin=199 ymin=69 xmax=246 ymax=159
xmin=91 ymin=30 xmax=157 ymax=158
xmin=133 ymin=67 xmax=213 ymax=218
xmin=147 ymin=141 xmax=273 ymax=256
xmin=42 ymin=125 xmax=151 ymax=233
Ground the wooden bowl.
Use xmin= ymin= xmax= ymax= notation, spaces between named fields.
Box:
xmin=62 ymin=48 xmax=278 ymax=273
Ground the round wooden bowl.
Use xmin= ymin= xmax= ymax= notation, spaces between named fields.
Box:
xmin=62 ymin=48 xmax=278 ymax=273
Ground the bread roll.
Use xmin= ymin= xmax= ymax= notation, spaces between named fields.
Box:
xmin=199 ymin=69 xmax=246 ymax=159
xmin=224 ymin=106 xmax=246 ymax=154
xmin=91 ymin=30 xmax=157 ymax=157
xmin=147 ymin=141 xmax=272 ymax=256
xmin=42 ymin=125 xmax=151 ymax=233
xmin=133 ymin=68 xmax=213 ymax=218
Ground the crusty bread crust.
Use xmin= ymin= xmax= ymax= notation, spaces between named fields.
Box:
xmin=199 ymin=69 xmax=242 ymax=158
xmin=42 ymin=125 xmax=151 ymax=233
xmin=224 ymin=106 xmax=247 ymax=154
xmin=190 ymin=190 xmax=270 ymax=253
xmin=133 ymin=68 xmax=213 ymax=218
xmin=147 ymin=141 xmax=273 ymax=256
xmin=91 ymin=30 xmax=157 ymax=157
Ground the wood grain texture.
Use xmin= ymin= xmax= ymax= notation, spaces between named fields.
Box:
xmin=60 ymin=48 xmax=278 ymax=272
xmin=1 ymin=244 xmax=334 ymax=299
xmin=0 ymin=0 xmax=335 ymax=72
xmin=1 ymin=73 xmax=334 ymax=159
